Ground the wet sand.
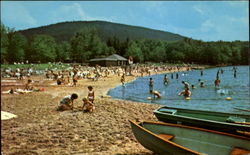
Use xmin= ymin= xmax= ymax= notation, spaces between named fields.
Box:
xmin=1 ymin=67 xmax=192 ymax=155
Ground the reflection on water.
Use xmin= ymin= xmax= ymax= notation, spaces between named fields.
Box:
xmin=108 ymin=66 xmax=250 ymax=114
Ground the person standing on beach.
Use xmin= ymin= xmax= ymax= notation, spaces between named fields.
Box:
xmin=87 ymin=86 xmax=95 ymax=103
xmin=149 ymin=78 xmax=154 ymax=92
xmin=121 ymin=74 xmax=125 ymax=86
xmin=128 ymin=56 xmax=133 ymax=76
xmin=73 ymin=75 xmax=78 ymax=87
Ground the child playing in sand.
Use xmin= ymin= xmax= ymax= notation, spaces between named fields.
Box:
xmin=58 ymin=93 xmax=78 ymax=111
xmin=87 ymin=86 xmax=95 ymax=103
xmin=82 ymin=98 xmax=95 ymax=112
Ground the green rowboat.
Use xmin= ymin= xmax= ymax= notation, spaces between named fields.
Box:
xmin=154 ymin=106 xmax=250 ymax=135
xmin=129 ymin=120 xmax=250 ymax=155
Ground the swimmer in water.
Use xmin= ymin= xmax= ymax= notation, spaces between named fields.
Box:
xmin=164 ymin=74 xmax=169 ymax=85
xmin=182 ymin=81 xmax=190 ymax=89
xmin=214 ymin=77 xmax=221 ymax=87
xmin=178 ymin=87 xmax=192 ymax=98
xmin=150 ymin=90 xmax=161 ymax=99
xmin=198 ymin=79 xmax=205 ymax=88
xmin=149 ymin=78 xmax=154 ymax=92
xmin=191 ymin=85 xmax=196 ymax=89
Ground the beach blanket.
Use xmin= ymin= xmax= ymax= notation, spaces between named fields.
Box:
xmin=1 ymin=111 xmax=17 ymax=120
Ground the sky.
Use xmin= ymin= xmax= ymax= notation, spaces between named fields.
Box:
xmin=1 ymin=1 xmax=249 ymax=41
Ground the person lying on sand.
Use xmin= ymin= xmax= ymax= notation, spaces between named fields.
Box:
xmin=82 ymin=98 xmax=95 ymax=112
xmin=2 ymin=88 xmax=19 ymax=95
xmin=57 ymin=93 xmax=78 ymax=111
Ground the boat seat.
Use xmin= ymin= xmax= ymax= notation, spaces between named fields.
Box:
xmin=226 ymin=116 xmax=246 ymax=123
xmin=158 ymin=133 xmax=175 ymax=141
xmin=230 ymin=147 xmax=250 ymax=155
xmin=160 ymin=109 xmax=177 ymax=115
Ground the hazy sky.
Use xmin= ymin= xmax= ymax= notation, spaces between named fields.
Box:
xmin=1 ymin=1 xmax=249 ymax=41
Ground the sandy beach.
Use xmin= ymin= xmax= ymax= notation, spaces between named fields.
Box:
xmin=1 ymin=67 xmax=193 ymax=155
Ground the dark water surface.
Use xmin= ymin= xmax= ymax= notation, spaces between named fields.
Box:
xmin=108 ymin=66 xmax=250 ymax=114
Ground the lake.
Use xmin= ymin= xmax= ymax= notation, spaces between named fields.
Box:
xmin=108 ymin=66 xmax=250 ymax=114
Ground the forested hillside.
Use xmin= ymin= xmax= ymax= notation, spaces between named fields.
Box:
xmin=18 ymin=21 xmax=185 ymax=42
xmin=1 ymin=21 xmax=249 ymax=65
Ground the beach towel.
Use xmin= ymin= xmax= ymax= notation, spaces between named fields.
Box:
xmin=1 ymin=111 xmax=17 ymax=120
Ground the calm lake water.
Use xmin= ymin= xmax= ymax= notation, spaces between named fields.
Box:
xmin=108 ymin=66 xmax=250 ymax=114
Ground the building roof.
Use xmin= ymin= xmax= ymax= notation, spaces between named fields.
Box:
xmin=106 ymin=54 xmax=127 ymax=61
xmin=90 ymin=54 xmax=127 ymax=62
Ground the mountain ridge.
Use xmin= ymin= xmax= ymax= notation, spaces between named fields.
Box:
xmin=19 ymin=20 xmax=186 ymax=42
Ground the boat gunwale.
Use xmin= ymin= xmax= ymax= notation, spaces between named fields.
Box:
xmin=129 ymin=120 xmax=201 ymax=155
xmin=130 ymin=120 xmax=250 ymax=142
xmin=158 ymin=106 xmax=250 ymax=117
xmin=154 ymin=106 xmax=250 ymax=127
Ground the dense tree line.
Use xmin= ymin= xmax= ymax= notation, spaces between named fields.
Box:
xmin=1 ymin=23 xmax=249 ymax=65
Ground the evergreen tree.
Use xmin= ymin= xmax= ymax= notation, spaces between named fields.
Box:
xmin=6 ymin=31 xmax=27 ymax=63
xmin=1 ymin=23 xmax=8 ymax=63
xmin=125 ymin=41 xmax=144 ymax=63
xmin=30 ymin=35 xmax=57 ymax=63
xmin=70 ymin=27 xmax=106 ymax=62
xmin=56 ymin=41 xmax=70 ymax=62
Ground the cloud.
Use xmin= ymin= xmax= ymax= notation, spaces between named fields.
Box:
xmin=51 ymin=3 xmax=113 ymax=23
xmin=200 ymin=20 xmax=214 ymax=32
xmin=1 ymin=2 xmax=37 ymax=29
xmin=193 ymin=5 xmax=204 ymax=15
xmin=228 ymin=1 xmax=248 ymax=8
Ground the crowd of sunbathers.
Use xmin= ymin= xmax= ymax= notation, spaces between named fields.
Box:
xmin=2 ymin=62 xmax=196 ymax=112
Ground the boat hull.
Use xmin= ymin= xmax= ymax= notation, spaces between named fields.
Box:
xmin=154 ymin=106 xmax=250 ymax=135
xmin=129 ymin=120 xmax=250 ymax=155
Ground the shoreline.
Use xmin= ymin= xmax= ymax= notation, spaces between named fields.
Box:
xmin=1 ymin=66 xmax=201 ymax=155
